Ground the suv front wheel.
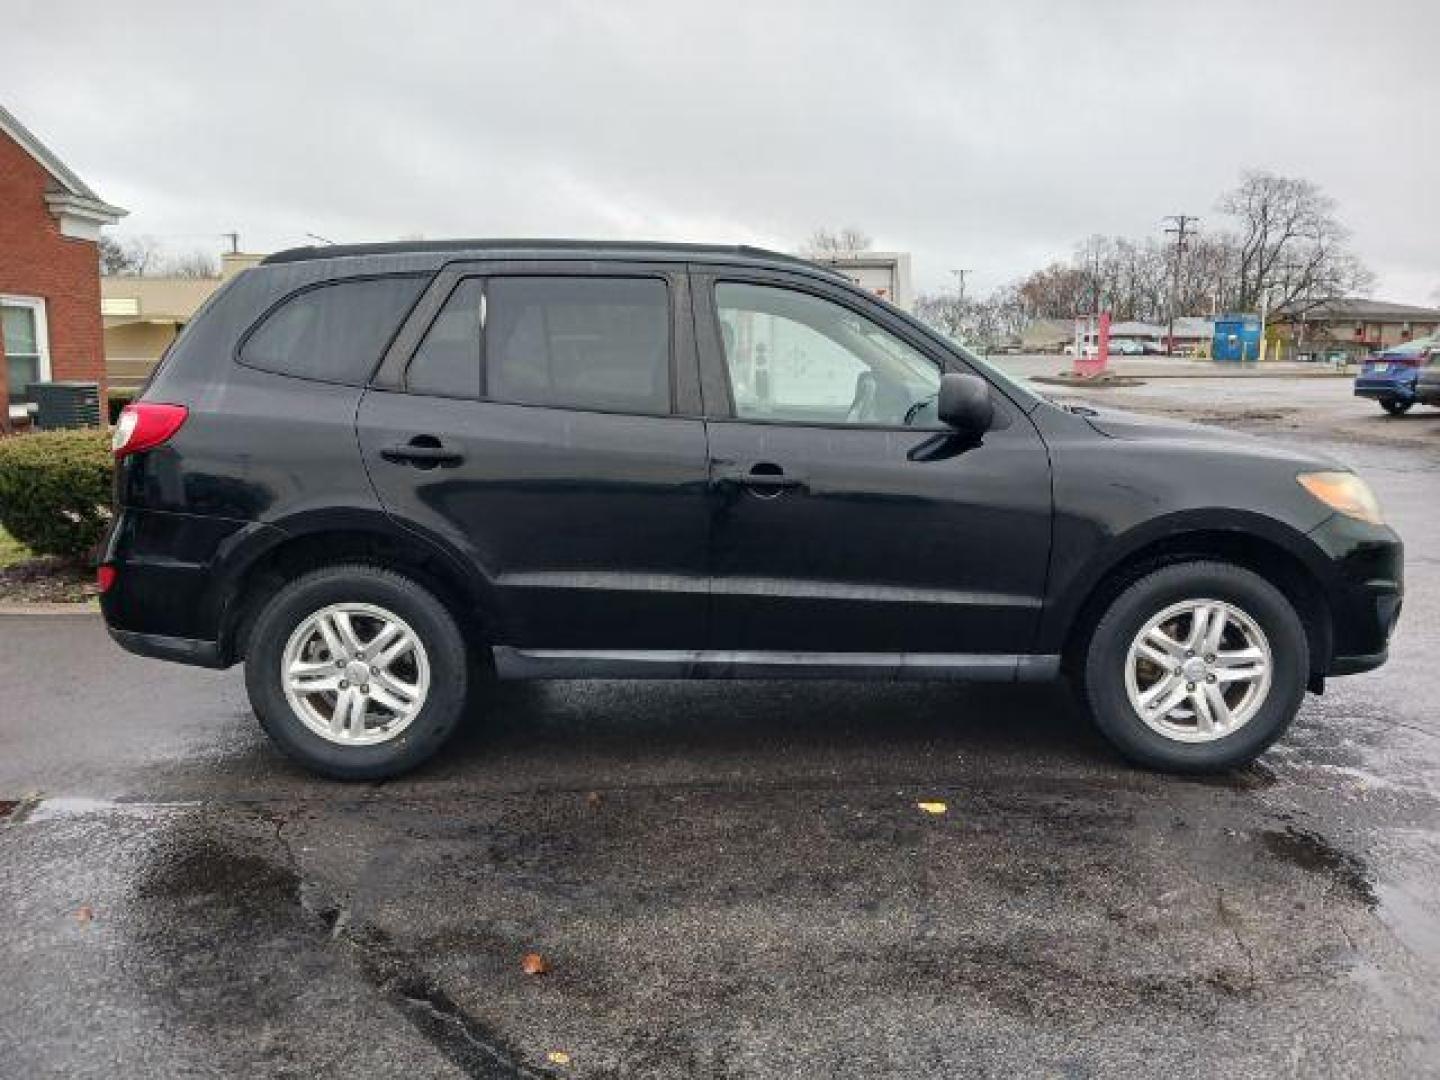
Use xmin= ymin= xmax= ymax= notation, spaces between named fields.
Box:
xmin=243 ymin=565 xmax=470 ymax=780
xmin=1082 ymin=561 xmax=1309 ymax=772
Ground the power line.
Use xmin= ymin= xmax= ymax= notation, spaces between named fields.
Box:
xmin=1163 ymin=215 xmax=1199 ymax=356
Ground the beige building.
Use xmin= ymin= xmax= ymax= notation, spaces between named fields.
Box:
xmin=1272 ymin=298 xmax=1440 ymax=361
xmin=102 ymin=252 xmax=261 ymax=387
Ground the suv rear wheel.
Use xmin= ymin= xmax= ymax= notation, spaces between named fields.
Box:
xmin=1380 ymin=398 xmax=1413 ymax=416
xmin=1082 ymin=561 xmax=1309 ymax=772
xmin=243 ymin=565 xmax=469 ymax=780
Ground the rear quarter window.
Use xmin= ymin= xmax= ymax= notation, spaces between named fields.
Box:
xmin=239 ymin=276 xmax=424 ymax=384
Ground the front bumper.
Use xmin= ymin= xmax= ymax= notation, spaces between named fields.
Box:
xmin=1306 ymin=513 xmax=1404 ymax=676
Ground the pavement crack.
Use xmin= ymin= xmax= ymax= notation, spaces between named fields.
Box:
xmin=250 ymin=805 xmax=545 ymax=1080
xmin=337 ymin=925 xmax=550 ymax=1080
xmin=1215 ymin=888 xmax=1258 ymax=994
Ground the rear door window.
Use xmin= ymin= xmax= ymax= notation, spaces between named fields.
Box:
xmin=240 ymin=276 xmax=423 ymax=384
xmin=484 ymin=276 xmax=670 ymax=414
xmin=405 ymin=278 xmax=483 ymax=398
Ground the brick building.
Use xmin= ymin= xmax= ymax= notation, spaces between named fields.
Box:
xmin=1272 ymin=298 xmax=1440 ymax=361
xmin=0 ymin=104 xmax=125 ymax=429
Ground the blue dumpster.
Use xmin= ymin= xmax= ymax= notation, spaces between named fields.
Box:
xmin=1212 ymin=314 xmax=1262 ymax=362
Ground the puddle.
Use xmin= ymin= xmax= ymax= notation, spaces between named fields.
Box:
xmin=24 ymin=796 xmax=123 ymax=822
xmin=4 ymin=796 xmax=197 ymax=824
xmin=1259 ymin=826 xmax=1377 ymax=908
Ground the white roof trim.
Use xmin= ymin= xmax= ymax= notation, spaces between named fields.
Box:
xmin=0 ymin=102 xmax=127 ymax=224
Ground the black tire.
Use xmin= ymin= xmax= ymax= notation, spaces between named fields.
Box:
xmin=1380 ymin=398 xmax=1413 ymax=416
xmin=244 ymin=564 xmax=470 ymax=780
xmin=1081 ymin=561 xmax=1309 ymax=773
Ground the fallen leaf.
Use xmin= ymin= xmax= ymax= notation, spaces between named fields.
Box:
xmin=75 ymin=905 xmax=94 ymax=923
xmin=547 ymin=1050 xmax=572 ymax=1065
xmin=585 ymin=791 xmax=602 ymax=808
xmin=521 ymin=951 xmax=550 ymax=975
xmin=916 ymin=801 xmax=948 ymax=815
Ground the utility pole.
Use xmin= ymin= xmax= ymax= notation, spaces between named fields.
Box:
xmin=949 ymin=269 xmax=969 ymax=303
xmin=1163 ymin=215 xmax=1198 ymax=356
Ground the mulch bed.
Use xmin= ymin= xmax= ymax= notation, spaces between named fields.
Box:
xmin=0 ymin=557 xmax=97 ymax=604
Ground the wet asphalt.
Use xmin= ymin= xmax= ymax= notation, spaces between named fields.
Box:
xmin=2 ymin=379 xmax=1438 ymax=1078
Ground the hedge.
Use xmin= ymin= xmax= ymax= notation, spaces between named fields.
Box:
xmin=0 ymin=429 xmax=113 ymax=560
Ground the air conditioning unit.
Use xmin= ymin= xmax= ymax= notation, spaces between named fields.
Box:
xmin=27 ymin=381 xmax=102 ymax=430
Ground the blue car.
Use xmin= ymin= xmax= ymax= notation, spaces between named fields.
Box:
xmin=1353 ymin=335 xmax=1439 ymax=415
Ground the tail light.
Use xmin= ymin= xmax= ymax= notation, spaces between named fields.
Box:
xmin=112 ymin=402 xmax=188 ymax=459
xmin=97 ymin=565 xmax=117 ymax=593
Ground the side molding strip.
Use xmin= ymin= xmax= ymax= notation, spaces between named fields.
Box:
xmin=492 ymin=648 xmax=1061 ymax=683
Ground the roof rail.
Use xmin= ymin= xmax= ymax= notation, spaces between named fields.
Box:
xmin=261 ymin=238 xmax=837 ymax=275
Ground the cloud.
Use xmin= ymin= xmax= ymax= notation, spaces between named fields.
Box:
xmin=7 ymin=0 xmax=1437 ymax=302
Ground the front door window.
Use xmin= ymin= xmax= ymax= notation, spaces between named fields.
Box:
xmin=714 ymin=282 xmax=940 ymax=426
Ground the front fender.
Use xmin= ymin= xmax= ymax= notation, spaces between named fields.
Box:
xmin=1038 ymin=507 xmax=1334 ymax=654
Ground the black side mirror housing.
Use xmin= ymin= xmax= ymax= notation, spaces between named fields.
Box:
xmin=936 ymin=372 xmax=995 ymax=435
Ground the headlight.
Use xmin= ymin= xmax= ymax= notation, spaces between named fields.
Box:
xmin=1297 ymin=471 xmax=1384 ymax=526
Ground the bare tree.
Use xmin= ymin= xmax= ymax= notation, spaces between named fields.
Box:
xmin=160 ymin=250 xmax=221 ymax=278
xmin=1014 ymin=260 xmax=1092 ymax=319
xmin=801 ymin=227 xmax=872 ymax=258
xmin=1218 ymin=170 xmax=1372 ymax=314
xmin=99 ymin=234 xmax=162 ymax=276
xmin=914 ymin=292 xmax=968 ymax=339
xmin=98 ymin=236 xmax=221 ymax=278
xmin=914 ymin=286 xmax=1026 ymax=353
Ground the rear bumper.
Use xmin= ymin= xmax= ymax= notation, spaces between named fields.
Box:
xmin=1353 ymin=380 xmax=1413 ymax=401
xmin=99 ymin=507 xmax=282 ymax=668
xmin=108 ymin=626 xmax=225 ymax=668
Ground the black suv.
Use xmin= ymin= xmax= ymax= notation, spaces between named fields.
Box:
xmin=101 ymin=241 xmax=1403 ymax=779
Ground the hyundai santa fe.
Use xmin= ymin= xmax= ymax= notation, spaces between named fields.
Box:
xmin=100 ymin=241 xmax=1403 ymax=779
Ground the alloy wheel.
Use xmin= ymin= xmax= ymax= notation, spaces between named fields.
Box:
xmin=280 ymin=602 xmax=431 ymax=746
xmin=1123 ymin=598 xmax=1272 ymax=743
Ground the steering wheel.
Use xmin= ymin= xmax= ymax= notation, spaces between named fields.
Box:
xmin=846 ymin=372 xmax=878 ymax=424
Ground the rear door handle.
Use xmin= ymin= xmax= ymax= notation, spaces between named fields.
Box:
xmin=381 ymin=439 xmax=463 ymax=467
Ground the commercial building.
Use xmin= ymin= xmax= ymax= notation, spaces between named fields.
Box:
xmin=102 ymin=252 xmax=262 ymax=388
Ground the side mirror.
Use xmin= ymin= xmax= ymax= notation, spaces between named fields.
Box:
xmin=936 ymin=372 xmax=994 ymax=434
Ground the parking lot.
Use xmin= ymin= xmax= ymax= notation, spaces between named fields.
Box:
xmin=2 ymin=371 xmax=1437 ymax=1078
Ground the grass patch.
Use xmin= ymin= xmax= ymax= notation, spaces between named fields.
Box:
xmin=0 ymin=524 xmax=30 ymax=569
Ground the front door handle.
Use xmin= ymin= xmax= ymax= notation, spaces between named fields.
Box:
xmin=712 ymin=462 xmax=805 ymax=494
xmin=381 ymin=438 xmax=463 ymax=468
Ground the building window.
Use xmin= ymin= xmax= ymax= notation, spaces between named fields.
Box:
xmin=1 ymin=295 xmax=51 ymax=406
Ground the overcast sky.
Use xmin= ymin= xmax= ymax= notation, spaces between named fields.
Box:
xmin=7 ymin=0 xmax=1438 ymax=302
